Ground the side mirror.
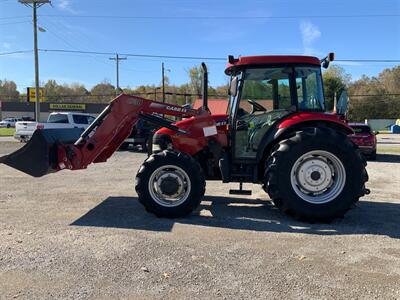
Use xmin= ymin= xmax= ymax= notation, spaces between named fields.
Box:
xmin=321 ymin=52 xmax=335 ymax=69
xmin=229 ymin=76 xmax=238 ymax=97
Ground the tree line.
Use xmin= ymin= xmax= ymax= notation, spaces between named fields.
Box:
xmin=323 ymin=65 xmax=400 ymax=121
xmin=0 ymin=65 xmax=399 ymax=121
xmin=0 ymin=66 xmax=227 ymax=105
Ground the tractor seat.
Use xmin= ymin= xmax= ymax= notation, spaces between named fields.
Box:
xmin=248 ymin=110 xmax=289 ymax=151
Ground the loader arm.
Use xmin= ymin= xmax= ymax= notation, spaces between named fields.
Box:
xmin=0 ymin=94 xmax=201 ymax=177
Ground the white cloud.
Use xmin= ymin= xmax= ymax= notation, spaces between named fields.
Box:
xmin=300 ymin=21 xmax=321 ymax=45
xmin=2 ymin=42 xmax=11 ymax=49
xmin=56 ymin=0 xmax=78 ymax=14
xmin=57 ymin=0 xmax=69 ymax=9
xmin=300 ymin=21 xmax=321 ymax=55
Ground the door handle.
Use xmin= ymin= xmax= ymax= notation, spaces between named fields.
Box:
xmin=236 ymin=120 xmax=247 ymax=131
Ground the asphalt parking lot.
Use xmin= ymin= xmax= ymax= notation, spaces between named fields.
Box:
xmin=0 ymin=140 xmax=399 ymax=299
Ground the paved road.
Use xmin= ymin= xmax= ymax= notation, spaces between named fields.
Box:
xmin=0 ymin=142 xmax=399 ymax=299
xmin=0 ymin=136 xmax=17 ymax=143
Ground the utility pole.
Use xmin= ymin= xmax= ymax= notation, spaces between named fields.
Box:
xmin=109 ymin=53 xmax=127 ymax=95
xmin=162 ymin=62 xmax=165 ymax=102
xmin=19 ymin=0 xmax=51 ymax=122
xmin=161 ymin=63 xmax=170 ymax=103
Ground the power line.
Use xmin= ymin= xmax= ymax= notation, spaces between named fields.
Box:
xmin=38 ymin=49 xmax=227 ymax=61
xmin=336 ymin=59 xmax=400 ymax=63
xmin=0 ymin=15 xmax=31 ymax=20
xmin=39 ymin=19 xmax=116 ymax=69
xmin=1 ymin=48 xmax=399 ymax=63
xmin=0 ymin=50 xmax=32 ymax=56
xmin=2 ymin=13 xmax=399 ymax=22
xmin=0 ymin=21 xmax=30 ymax=26
xmin=30 ymin=49 xmax=400 ymax=63
xmin=109 ymin=54 xmax=127 ymax=92
xmin=35 ymin=49 xmax=400 ymax=63
xmin=38 ymin=14 xmax=400 ymax=20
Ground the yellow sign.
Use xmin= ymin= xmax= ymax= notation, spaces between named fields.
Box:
xmin=27 ymin=87 xmax=45 ymax=102
xmin=49 ymin=103 xmax=86 ymax=111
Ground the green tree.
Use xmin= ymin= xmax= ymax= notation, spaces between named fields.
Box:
xmin=90 ymin=81 xmax=116 ymax=102
xmin=322 ymin=65 xmax=351 ymax=111
xmin=0 ymin=79 xmax=19 ymax=101
xmin=43 ymin=80 xmax=89 ymax=103
xmin=348 ymin=69 xmax=400 ymax=121
xmin=187 ymin=66 xmax=203 ymax=97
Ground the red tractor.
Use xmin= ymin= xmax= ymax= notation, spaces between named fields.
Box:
xmin=1 ymin=53 xmax=369 ymax=222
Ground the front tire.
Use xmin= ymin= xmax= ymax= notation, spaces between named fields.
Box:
xmin=264 ymin=127 xmax=368 ymax=222
xmin=135 ymin=150 xmax=206 ymax=218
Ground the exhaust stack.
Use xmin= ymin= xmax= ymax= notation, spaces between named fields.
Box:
xmin=201 ymin=62 xmax=208 ymax=111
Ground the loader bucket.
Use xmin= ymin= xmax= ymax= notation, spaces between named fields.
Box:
xmin=0 ymin=128 xmax=83 ymax=177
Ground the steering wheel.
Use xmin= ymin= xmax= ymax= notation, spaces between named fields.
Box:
xmin=247 ymin=99 xmax=267 ymax=114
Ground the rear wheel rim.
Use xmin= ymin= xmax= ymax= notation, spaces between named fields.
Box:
xmin=148 ymin=165 xmax=191 ymax=207
xmin=290 ymin=150 xmax=346 ymax=204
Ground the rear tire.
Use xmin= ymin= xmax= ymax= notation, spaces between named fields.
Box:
xmin=264 ymin=127 xmax=368 ymax=222
xmin=135 ymin=150 xmax=206 ymax=218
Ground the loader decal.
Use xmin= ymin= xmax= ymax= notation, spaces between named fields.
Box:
xmin=203 ymin=125 xmax=218 ymax=137
xmin=128 ymin=98 xmax=143 ymax=106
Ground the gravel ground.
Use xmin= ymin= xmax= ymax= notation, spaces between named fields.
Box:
xmin=0 ymin=141 xmax=399 ymax=299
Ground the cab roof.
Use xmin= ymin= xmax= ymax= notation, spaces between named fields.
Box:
xmin=225 ymin=55 xmax=321 ymax=75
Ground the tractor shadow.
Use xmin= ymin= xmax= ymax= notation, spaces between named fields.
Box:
xmin=71 ymin=196 xmax=400 ymax=239
xmin=375 ymin=153 xmax=400 ymax=163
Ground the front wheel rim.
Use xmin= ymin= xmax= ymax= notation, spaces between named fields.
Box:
xmin=148 ymin=165 xmax=191 ymax=207
xmin=290 ymin=150 xmax=346 ymax=204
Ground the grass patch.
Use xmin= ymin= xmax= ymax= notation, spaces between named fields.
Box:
xmin=378 ymin=145 xmax=400 ymax=154
xmin=0 ymin=128 xmax=15 ymax=137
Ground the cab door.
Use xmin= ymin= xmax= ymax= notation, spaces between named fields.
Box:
xmin=232 ymin=67 xmax=294 ymax=161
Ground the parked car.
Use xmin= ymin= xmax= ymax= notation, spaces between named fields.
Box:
xmin=19 ymin=116 xmax=35 ymax=122
xmin=348 ymin=123 xmax=377 ymax=160
xmin=14 ymin=112 xmax=95 ymax=142
xmin=120 ymin=119 xmax=159 ymax=151
xmin=0 ymin=117 xmax=19 ymax=128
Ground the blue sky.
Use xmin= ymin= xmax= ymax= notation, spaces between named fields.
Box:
xmin=0 ymin=0 xmax=399 ymax=92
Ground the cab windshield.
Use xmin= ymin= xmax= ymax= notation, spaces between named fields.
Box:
xmin=230 ymin=65 xmax=325 ymax=114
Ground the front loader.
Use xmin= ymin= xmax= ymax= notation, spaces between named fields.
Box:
xmin=1 ymin=55 xmax=369 ymax=222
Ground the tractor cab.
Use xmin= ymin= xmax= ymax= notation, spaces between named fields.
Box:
xmin=225 ymin=55 xmax=332 ymax=161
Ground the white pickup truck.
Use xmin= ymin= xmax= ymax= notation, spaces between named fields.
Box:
xmin=14 ymin=112 xmax=96 ymax=142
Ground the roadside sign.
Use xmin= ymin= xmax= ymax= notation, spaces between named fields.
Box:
xmin=49 ymin=103 xmax=86 ymax=111
xmin=27 ymin=87 xmax=45 ymax=102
